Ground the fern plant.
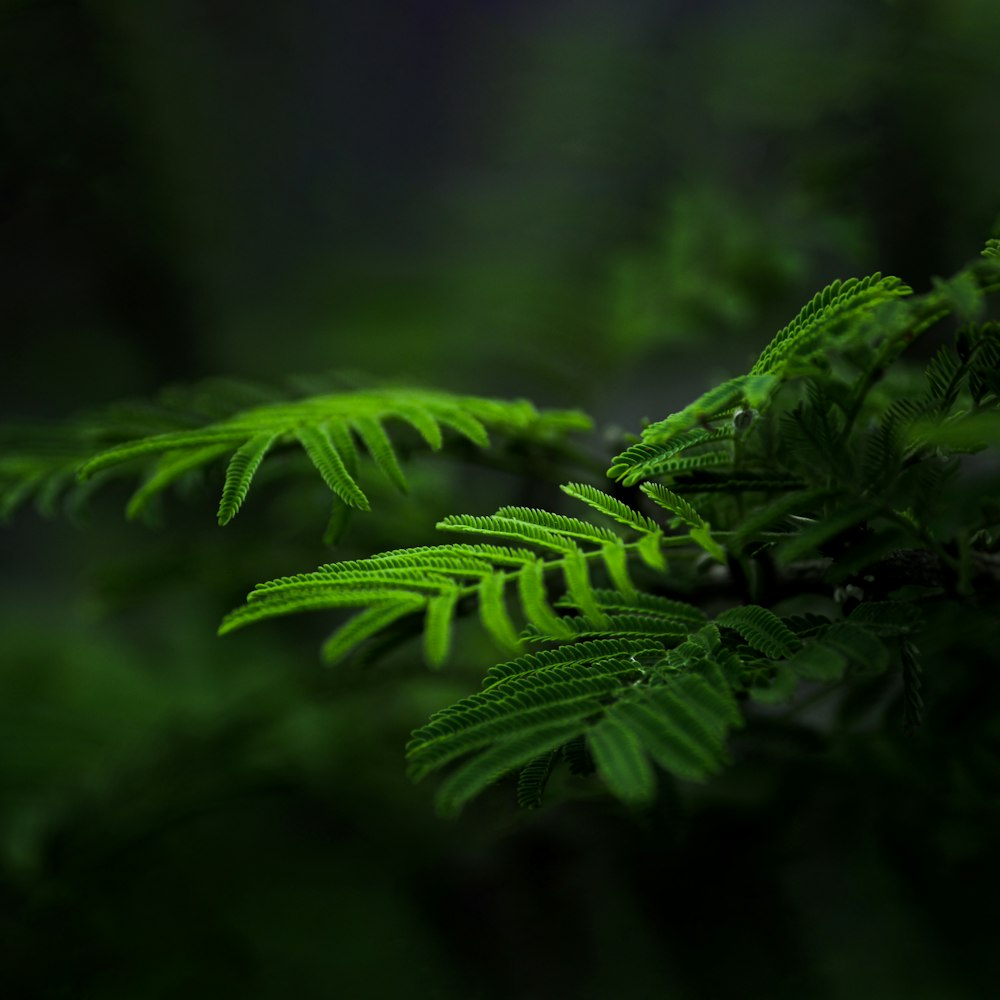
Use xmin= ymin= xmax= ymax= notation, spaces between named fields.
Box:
xmin=5 ymin=240 xmax=1000 ymax=817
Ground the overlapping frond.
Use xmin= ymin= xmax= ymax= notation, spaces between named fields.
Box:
xmin=407 ymin=627 xmax=747 ymax=814
xmin=407 ymin=620 xmax=742 ymax=813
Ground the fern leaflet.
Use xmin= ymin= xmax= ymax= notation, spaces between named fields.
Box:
xmin=217 ymin=433 xmax=277 ymax=524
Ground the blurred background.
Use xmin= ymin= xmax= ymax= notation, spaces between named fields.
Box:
xmin=3 ymin=0 xmax=999 ymax=996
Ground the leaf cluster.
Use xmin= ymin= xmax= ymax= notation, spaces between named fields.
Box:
xmin=6 ymin=241 xmax=1000 ymax=816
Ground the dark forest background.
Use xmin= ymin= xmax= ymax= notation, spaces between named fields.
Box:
xmin=2 ymin=1 xmax=999 ymax=997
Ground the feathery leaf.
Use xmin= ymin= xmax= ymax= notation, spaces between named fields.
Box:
xmin=322 ymin=597 xmax=427 ymax=664
xmin=424 ymin=583 xmax=462 ymax=668
xmin=217 ymin=432 xmax=277 ymax=525
xmin=559 ymin=483 xmax=660 ymax=534
xmin=295 ymin=425 xmax=371 ymax=511
xmin=714 ymin=605 xmax=801 ymax=659
xmin=589 ymin=716 xmax=656 ymax=805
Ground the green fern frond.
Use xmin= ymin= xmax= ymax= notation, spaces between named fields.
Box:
xmin=606 ymin=275 xmax=912 ymax=489
xmin=561 ymin=547 xmax=609 ymax=627
xmin=438 ymin=514 xmax=577 ymax=553
xmin=478 ymin=570 xmax=523 ymax=652
xmin=599 ymin=538 xmax=637 ymax=599
xmin=517 ymin=558 xmax=574 ymax=638
xmin=559 ymin=483 xmax=660 ymax=534
xmin=632 ymin=687 xmax=734 ymax=779
xmin=588 ymin=716 xmax=656 ymax=805
xmin=924 ymin=345 xmax=964 ymax=410
xmin=608 ymin=695 xmax=722 ymax=783
xmin=371 ymin=543 xmax=534 ymax=568
xmin=659 ymin=628 xmax=722 ymax=672
xmin=322 ymin=597 xmax=427 ymax=664
xmin=637 ymin=530 xmax=668 ymax=571
xmin=80 ymin=428 xmax=250 ymax=479
xmin=435 ymin=721 xmax=582 ymax=817
xmin=246 ymin=565 xmax=456 ymax=602
xmin=326 ymin=421 xmax=360 ymax=476
xmin=294 ymin=425 xmax=371 ymax=511
xmin=555 ymin=588 xmax=706 ymax=626
xmin=525 ymin=614 xmax=691 ymax=643
xmin=393 ymin=405 xmax=444 ymax=449
xmin=246 ymin=550 xmax=492 ymax=601
xmin=608 ymin=429 xmax=733 ymax=485
xmin=436 ymin=410 xmax=490 ymax=448
xmin=750 ymin=273 xmax=912 ymax=377
xmin=982 ymin=238 xmax=1000 ymax=259
xmin=639 ymin=483 xmax=706 ymax=527
xmin=492 ymin=507 xmax=620 ymax=545
xmin=223 ymin=504 xmax=667 ymax=665
xmin=714 ymin=605 xmax=801 ymax=659
xmin=562 ymin=735 xmax=595 ymax=775
xmin=629 ymin=379 xmax=750 ymax=450
xmin=860 ymin=414 xmax=906 ymax=491
xmin=218 ymin=587 xmax=422 ymax=635
xmin=3 ymin=384 xmax=578 ymax=528
xmin=217 ymin=433 xmax=277 ymax=525
xmin=126 ymin=445 xmax=231 ymax=522
xmin=675 ymin=660 xmax=743 ymax=731
xmin=483 ymin=638 xmax=663 ymax=688
xmin=424 ymin=583 xmax=462 ymax=668
xmin=407 ymin=663 xmax=639 ymax=779
xmin=351 ymin=416 xmax=408 ymax=492
xmin=516 ymin=749 xmax=560 ymax=809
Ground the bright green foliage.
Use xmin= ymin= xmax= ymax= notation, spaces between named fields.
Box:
xmin=217 ymin=433 xmax=278 ymax=524
xmin=6 ymin=243 xmax=1000 ymax=816
xmin=218 ymin=495 xmax=678 ymax=665
xmin=559 ymin=482 xmax=660 ymax=533
xmin=639 ymin=482 xmax=706 ymax=527
xmin=608 ymin=428 xmax=734 ymax=486
xmin=205 ymin=242 xmax=1000 ymax=812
